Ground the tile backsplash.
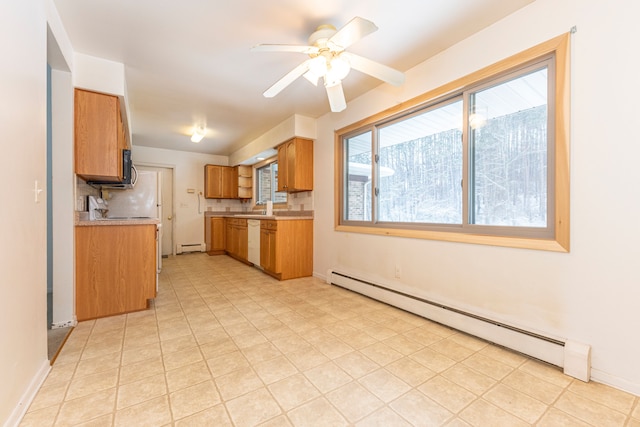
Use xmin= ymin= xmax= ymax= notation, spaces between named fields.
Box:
xmin=287 ymin=191 xmax=313 ymax=212
xmin=75 ymin=177 xmax=100 ymax=211
xmin=204 ymin=191 xmax=313 ymax=213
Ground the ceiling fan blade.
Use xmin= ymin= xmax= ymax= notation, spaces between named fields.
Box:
xmin=325 ymin=82 xmax=346 ymax=112
xmin=328 ymin=17 xmax=378 ymax=50
xmin=263 ymin=59 xmax=312 ymax=98
xmin=341 ymin=52 xmax=405 ymax=86
xmin=303 ymin=71 xmax=319 ymax=86
xmin=251 ymin=44 xmax=319 ymax=54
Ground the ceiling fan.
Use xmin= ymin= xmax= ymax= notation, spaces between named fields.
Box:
xmin=252 ymin=17 xmax=405 ymax=112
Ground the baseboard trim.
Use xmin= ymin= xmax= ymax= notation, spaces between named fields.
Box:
xmin=3 ymin=360 xmax=51 ymax=427
xmin=51 ymin=318 xmax=76 ymax=329
xmin=591 ymin=368 xmax=640 ymax=397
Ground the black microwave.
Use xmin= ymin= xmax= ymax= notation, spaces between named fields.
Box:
xmin=121 ymin=149 xmax=132 ymax=184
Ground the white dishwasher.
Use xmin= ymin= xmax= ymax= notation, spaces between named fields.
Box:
xmin=247 ymin=219 xmax=261 ymax=266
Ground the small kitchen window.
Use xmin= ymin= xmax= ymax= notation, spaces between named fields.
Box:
xmin=255 ymin=160 xmax=287 ymax=205
xmin=335 ymin=34 xmax=570 ymax=252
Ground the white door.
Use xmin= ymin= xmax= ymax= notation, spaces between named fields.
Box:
xmin=137 ymin=165 xmax=174 ymax=256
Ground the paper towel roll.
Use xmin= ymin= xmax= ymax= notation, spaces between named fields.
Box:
xmin=266 ymin=200 xmax=273 ymax=216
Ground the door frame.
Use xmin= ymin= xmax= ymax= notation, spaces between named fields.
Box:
xmin=135 ymin=162 xmax=176 ymax=256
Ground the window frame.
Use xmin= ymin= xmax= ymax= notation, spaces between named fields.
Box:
xmin=334 ymin=34 xmax=570 ymax=252
xmin=254 ymin=157 xmax=287 ymax=207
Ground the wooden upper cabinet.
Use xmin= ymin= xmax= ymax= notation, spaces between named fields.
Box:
xmin=277 ymin=137 xmax=313 ymax=192
xmin=74 ymin=88 xmax=128 ymax=182
xmin=204 ymin=165 xmax=240 ymax=199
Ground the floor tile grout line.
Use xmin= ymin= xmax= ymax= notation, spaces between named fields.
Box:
xmin=35 ymin=253 xmax=640 ymax=427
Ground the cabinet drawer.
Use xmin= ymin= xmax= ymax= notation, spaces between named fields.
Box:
xmin=261 ymin=220 xmax=277 ymax=230
xmin=227 ymin=218 xmax=247 ymax=226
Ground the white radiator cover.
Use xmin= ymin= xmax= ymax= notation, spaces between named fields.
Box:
xmin=329 ymin=270 xmax=590 ymax=380
xmin=176 ymin=243 xmax=206 ymax=254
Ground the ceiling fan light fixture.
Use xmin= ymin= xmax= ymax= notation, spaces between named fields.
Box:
xmin=308 ymin=55 xmax=328 ymax=79
xmin=329 ymin=54 xmax=351 ymax=81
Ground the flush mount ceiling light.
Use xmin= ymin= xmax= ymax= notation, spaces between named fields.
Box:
xmin=191 ymin=125 xmax=206 ymax=143
xmin=252 ymin=17 xmax=405 ymax=113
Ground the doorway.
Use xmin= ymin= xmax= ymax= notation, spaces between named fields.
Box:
xmin=136 ymin=165 xmax=175 ymax=256
xmin=47 ymin=25 xmax=76 ymax=362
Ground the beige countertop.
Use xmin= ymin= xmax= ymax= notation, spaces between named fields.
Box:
xmin=75 ymin=217 xmax=161 ymax=226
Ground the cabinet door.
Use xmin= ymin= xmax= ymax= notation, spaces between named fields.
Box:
xmin=222 ymin=166 xmax=238 ymax=198
xmin=291 ymin=138 xmax=313 ymax=191
xmin=204 ymin=165 xmax=223 ymax=198
xmin=277 ymin=143 xmax=288 ymax=192
xmin=276 ymin=138 xmax=313 ymax=192
xmin=74 ymin=89 xmax=122 ymax=181
xmin=260 ymin=229 xmax=277 ymax=273
xmin=117 ymin=102 xmax=129 ymax=152
xmin=260 ymin=228 xmax=269 ymax=269
xmin=237 ymin=225 xmax=248 ymax=260
xmin=76 ymin=225 xmax=156 ymax=321
xmin=225 ymin=220 xmax=234 ymax=255
xmin=209 ymin=217 xmax=226 ymax=253
xmin=267 ymin=230 xmax=277 ymax=273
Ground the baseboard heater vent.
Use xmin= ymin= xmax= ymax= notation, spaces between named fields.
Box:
xmin=176 ymin=243 xmax=206 ymax=254
xmin=330 ymin=271 xmax=571 ymax=371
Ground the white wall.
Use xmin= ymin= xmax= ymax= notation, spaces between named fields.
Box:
xmin=132 ymin=145 xmax=233 ymax=249
xmin=73 ymin=54 xmax=131 ymax=140
xmin=0 ymin=0 xmax=50 ymax=424
xmin=229 ymin=114 xmax=317 ymax=166
xmin=51 ymin=68 xmax=75 ymax=327
xmin=313 ymin=0 xmax=640 ymax=395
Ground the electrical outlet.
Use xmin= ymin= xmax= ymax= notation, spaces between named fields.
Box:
xmin=395 ymin=264 xmax=402 ymax=278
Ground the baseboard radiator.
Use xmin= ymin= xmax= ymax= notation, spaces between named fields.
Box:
xmin=329 ymin=271 xmax=591 ymax=381
xmin=176 ymin=243 xmax=206 ymax=254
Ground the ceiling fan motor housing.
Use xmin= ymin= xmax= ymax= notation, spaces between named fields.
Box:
xmin=308 ymin=24 xmax=338 ymax=48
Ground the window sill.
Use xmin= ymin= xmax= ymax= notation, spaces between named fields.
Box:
xmin=335 ymin=224 xmax=569 ymax=252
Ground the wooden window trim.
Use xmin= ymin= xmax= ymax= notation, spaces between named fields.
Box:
xmin=334 ymin=33 xmax=570 ymax=252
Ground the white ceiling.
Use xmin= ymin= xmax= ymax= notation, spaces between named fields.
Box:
xmin=53 ymin=0 xmax=534 ymax=157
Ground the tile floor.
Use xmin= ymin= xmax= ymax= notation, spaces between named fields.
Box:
xmin=21 ymin=253 xmax=640 ymax=426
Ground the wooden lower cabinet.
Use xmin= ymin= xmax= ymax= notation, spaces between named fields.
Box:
xmin=75 ymin=224 xmax=157 ymax=321
xmin=260 ymin=219 xmax=312 ymax=280
xmin=225 ymin=218 xmax=248 ymax=262
xmin=205 ymin=217 xmax=226 ymax=255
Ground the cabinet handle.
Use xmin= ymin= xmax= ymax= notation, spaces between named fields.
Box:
xmin=167 ymin=216 xmax=173 ymax=220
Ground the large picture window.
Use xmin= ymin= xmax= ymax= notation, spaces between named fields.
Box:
xmin=336 ymin=34 xmax=570 ymax=251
